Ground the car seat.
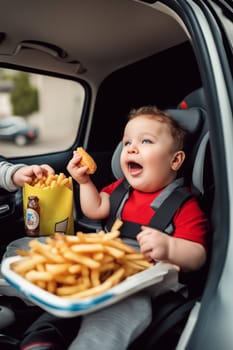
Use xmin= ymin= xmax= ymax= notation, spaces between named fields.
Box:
xmin=127 ymin=97 xmax=213 ymax=350
xmin=106 ymin=95 xmax=212 ymax=349
xmin=178 ymin=87 xmax=214 ymax=218
xmin=178 ymin=87 xmax=206 ymax=111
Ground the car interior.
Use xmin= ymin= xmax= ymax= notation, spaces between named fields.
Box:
xmin=0 ymin=1 xmax=232 ymax=349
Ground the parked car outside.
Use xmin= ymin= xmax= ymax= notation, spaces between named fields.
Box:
xmin=0 ymin=116 xmax=39 ymax=146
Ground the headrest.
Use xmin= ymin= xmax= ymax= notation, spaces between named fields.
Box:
xmin=111 ymin=142 xmax=124 ymax=179
xmin=111 ymin=108 xmax=204 ymax=180
xmin=178 ymin=87 xmax=206 ymax=110
xmin=165 ymin=109 xmax=203 ymax=137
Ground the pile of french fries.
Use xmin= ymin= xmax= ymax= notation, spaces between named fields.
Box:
xmin=11 ymin=220 xmax=153 ymax=299
xmin=30 ymin=172 xmax=72 ymax=190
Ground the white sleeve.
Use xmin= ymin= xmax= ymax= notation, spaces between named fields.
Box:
xmin=0 ymin=161 xmax=26 ymax=192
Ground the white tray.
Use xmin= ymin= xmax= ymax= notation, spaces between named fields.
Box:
xmin=1 ymin=256 xmax=176 ymax=317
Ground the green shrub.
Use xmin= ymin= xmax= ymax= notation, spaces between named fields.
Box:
xmin=10 ymin=72 xmax=39 ymax=116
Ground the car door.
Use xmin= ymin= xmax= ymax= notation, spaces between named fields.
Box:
xmin=173 ymin=1 xmax=233 ymax=349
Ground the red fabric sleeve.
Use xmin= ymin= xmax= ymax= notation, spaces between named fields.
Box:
xmin=101 ymin=178 xmax=124 ymax=194
xmin=173 ymin=197 xmax=209 ymax=248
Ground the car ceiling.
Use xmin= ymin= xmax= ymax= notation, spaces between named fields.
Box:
xmin=0 ymin=0 xmax=188 ymax=85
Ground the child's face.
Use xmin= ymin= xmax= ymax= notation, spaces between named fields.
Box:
xmin=120 ymin=115 xmax=184 ymax=192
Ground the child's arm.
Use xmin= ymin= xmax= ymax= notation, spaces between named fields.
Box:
xmin=12 ymin=164 xmax=55 ymax=188
xmin=137 ymin=226 xmax=206 ymax=271
xmin=67 ymin=152 xmax=110 ymax=219
xmin=0 ymin=161 xmax=54 ymax=191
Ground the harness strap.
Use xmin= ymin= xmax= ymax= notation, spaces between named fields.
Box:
xmin=116 ymin=221 xmax=142 ymax=239
xmin=106 ymin=179 xmax=131 ymax=231
xmin=105 ymin=179 xmax=192 ymax=238
xmin=149 ymin=187 xmax=192 ymax=232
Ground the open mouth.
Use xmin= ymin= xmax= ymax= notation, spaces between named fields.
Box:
xmin=128 ymin=162 xmax=143 ymax=174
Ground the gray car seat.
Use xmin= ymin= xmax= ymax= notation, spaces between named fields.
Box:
xmin=177 ymin=86 xmax=213 ymax=216
xmin=178 ymin=87 xmax=206 ymax=111
xmin=128 ymin=98 xmax=213 ymax=350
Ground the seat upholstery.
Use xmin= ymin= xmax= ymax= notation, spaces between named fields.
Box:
xmin=128 ymin=103 xmax=212 ymax=350
xmin=178 ymin=87 xmax=206 ymax=110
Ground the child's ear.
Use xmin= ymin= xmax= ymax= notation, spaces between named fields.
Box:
xmin=171 ymin=151 xmax=185 ymax=171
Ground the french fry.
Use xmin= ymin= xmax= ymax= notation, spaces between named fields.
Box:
xmin=45 ymin=263 xmax=71 ymax=275
xmin=101 ymin=255 xmax=114 ymax=263
xmin=92 ymin=252 xmax=104 ymax=261
xmin=11 ymin=255 xmax=46 ymax=274
xmin=54 ymin=275 xmax=78 ymax=285
xmin=102 ymin=231 xmax=120 ymax=241
xmin=11 ymin=220 xmax=154 ymax=300
xmin=68 ymin=264 xmax=82 ymax=274
xmin=104 ymin=239 xmax=136 ymax=253
xmin=15 ymin=249 xmax=30 ymax=257
xmin=56 ymin=173 xmax=66 ymax=185
xmin=124 ymin=253 xmax=146 ymax=260
xmin=71 ymin=243 xmax=104 ymax=253
xmin=47 ymin=281 xmax=57 ymax=294
xmin=90 ymin=269 xmax=100 ymax=287
xmin=37 ymin=263 xmax=45 ymax=272
xmin=30 ymin=172 xmax=72 ymax=190
xmin=107 ymin=267 xmax=125 ymax=286
xmin=36 ymin=281 xmax=47 ymax=289
xmin=25 ymin=270 xmax=54 ymax=282
xmin=56 ymin=283 xmax=86 ymax=296
xmin=104 ymin=245 xmax=125 ymax=259
xmin=63 ymin=251 xmax=100 ymax=269
xmin=99 ymin=262 xmax=119 ymax=272
xmin=64 ymin=278 xmax=113 ymax=299
xmin=29 ymin=240 xmax=66 ymax=263
xmin=110 ymin=218 xmax=123 ymax=231
xmin=122 ymin=260 xmax=149 ymax=271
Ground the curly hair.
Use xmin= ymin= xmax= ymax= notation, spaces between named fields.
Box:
xmin=128 ymin=106 xmax=187 ymax=151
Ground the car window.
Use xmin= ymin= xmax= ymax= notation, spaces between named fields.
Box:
xmin=0 ymin=68 xmax=85 ymax=157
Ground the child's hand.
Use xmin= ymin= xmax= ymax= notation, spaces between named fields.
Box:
xmin=66 ymin=152 xmax=90 ymax=184
xmin=137 ymin=225 xmax=171 ymax=262
xmin=13 ymin=164 xmax=55 ymax=188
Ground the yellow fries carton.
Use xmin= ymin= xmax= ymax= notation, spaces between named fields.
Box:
xmin=22 ymin=174 xmax=74 ymax=235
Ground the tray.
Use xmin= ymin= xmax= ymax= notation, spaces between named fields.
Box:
xmin=1 ymin=256 xmax=177 ymax=317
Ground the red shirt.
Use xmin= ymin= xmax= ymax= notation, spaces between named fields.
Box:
xmin=102 ymin=178 xmax=208 ymax=247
